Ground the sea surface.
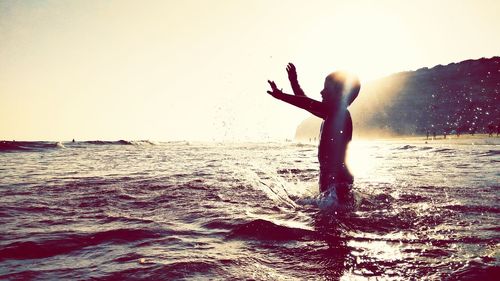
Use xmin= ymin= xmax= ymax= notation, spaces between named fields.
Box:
xmin=0 ymin=139 xmax=499 ymax=280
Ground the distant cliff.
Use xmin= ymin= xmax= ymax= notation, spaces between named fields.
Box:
xmin=295 ymin=56 xmax=500 ymax=140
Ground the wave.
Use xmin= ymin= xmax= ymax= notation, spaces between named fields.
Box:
xmin=448 ymin=261 xmax=500 ymax=281
xmin=0 ymin=140 xmax=158 ymax=152
xmin=0 ymin=141 xmax=64 ymax=152
xmin=396 ymin=145 xmax=417 ymax=150
xmin=432 ymin=148 xmax=455 ymax=153
xmin=100 ymin=260 xmax=220 ymax=280
xmin=0 ymin=228 xmax=162 ymax=261
xmin=83 ymin=140 xmax=133 ymax=145
xmin=479 ymin=150 xmax=500 ymax=157
xmin=229 ymin=219 xmax=317 ymax=241
xmin=443 ymin=204 xmax=500 ymax=214
xmin=203 ymin=219 xmax=240 ymax=230
xmin=83 ymin=140 xmax=156 ymax=146
xmin=131 ymin=140 xmax=158 ymax=145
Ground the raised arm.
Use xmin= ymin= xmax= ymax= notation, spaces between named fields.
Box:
xmin=286 ymin=63 xmax=306 ymax=97
xmin=267 ymin=80 xmax=326 ymax=119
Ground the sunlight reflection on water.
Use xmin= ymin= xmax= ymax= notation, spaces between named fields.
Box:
xmin=0 ymin=140 xmax=498 ymax=280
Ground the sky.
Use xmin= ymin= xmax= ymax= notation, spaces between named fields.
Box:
xmin=1 ymin=0 xmax=499 ymax=141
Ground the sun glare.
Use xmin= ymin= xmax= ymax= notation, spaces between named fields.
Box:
xmin=346 ymin=141 xmax=378 ymax=178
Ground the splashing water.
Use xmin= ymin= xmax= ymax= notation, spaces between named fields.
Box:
xmin=0 ymin=140 xmax=498 ymax=280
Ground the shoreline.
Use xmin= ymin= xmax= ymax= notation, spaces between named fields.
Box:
xmin=351 ymin=134 xmax=500 ymax=145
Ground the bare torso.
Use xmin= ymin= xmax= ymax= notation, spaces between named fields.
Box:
xmin=318 ymin=109 xmax=353 ymax=192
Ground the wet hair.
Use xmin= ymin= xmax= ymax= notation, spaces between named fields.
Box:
xmin=324 ymin=71 xmax=360 ymax=106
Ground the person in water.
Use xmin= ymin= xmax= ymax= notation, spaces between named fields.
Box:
xmin=266 ymin=63 xmax=360 ymax=197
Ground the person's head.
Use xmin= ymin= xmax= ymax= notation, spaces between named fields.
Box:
xmin=320 ymin=71 xmax=360 ymax=108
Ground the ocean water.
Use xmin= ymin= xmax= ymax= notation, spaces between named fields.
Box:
xmin=0 ymin=139 xmax=499 ymax=280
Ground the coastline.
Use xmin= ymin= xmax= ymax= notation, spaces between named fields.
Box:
xmin=352 ymin=134 xmax=500 ymax=145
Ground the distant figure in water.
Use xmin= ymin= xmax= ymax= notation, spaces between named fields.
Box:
xmin=266 ymin=63 xmax=360 ymax=197
xmin=488 ymin=123 xmax=495 ymax=137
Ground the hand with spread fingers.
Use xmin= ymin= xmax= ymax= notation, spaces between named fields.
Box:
xmin=286 ymin=63 xmax=298 ymax=82
xmin=286 ymin=62 xmax=306 ymax=96
xmin=266 ymin=80 xmax=284 ymax=98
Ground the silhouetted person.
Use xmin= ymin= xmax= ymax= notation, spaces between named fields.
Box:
xmin=426 ymin=130 xmax=429 ymax=140
xmin=488 ymin=123 xmax=494 ymax=137
xmin=470 ymin=127 xmax=476 ymax=136
xmin=432 ymin=131 xmax=436 ymax=139
xmin=267 ymin=63 xmax=360 ymax=197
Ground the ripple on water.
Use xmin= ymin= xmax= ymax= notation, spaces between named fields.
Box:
xmin=0 ymin=141 xmax=498 ymax=280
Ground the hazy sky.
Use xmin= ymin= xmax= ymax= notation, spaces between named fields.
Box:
xmin=1 ymin=0 xmax=499 ymax=141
